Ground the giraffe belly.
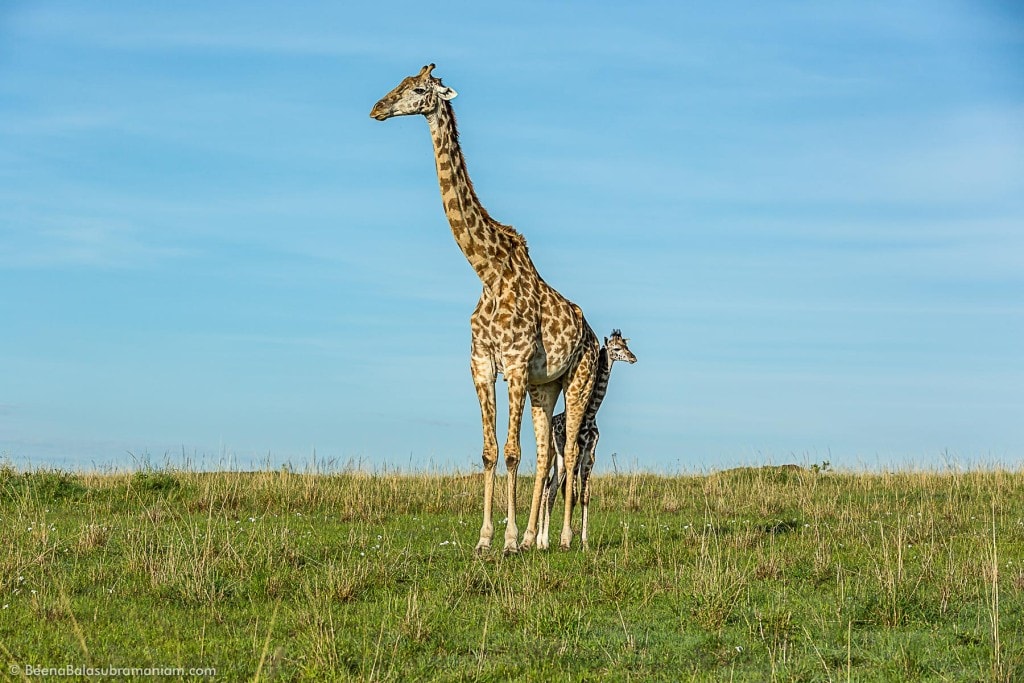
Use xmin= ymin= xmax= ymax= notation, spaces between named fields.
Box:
xmin=527 ymin=351 xmax=569 ymax=384
xmin=470 ymin=288 xmax=583 ymax=384
xmin=481 ymin=342 xmax=565 ymax=383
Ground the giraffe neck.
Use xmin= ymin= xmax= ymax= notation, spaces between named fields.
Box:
xmin=426 ymin=100 xmax=524 ymax=291
xmin=584 ymin=348 xmax=614 ymax=422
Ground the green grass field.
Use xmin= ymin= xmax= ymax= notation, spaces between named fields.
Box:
xmin=1 ymin=463 xmax=1021 ymax=681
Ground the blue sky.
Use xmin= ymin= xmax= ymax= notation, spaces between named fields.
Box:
xmin=1 ymin=1 xmax=1022 ymax=472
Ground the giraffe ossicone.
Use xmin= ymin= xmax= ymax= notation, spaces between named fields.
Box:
xmin=372 ymin=65 xmax=600 ymax=553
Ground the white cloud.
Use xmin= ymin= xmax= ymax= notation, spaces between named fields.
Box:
xmin=0 ymin=216 xmax=194 ymax=269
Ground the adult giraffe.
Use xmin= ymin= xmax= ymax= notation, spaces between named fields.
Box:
xmin=371 ymin=64 xmax=599 ymax=552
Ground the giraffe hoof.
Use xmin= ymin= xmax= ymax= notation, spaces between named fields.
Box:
xmin=559 ymin=543 xmax=571 ymax=552
xmin=502 ymin=543 xmax=520 ymax=556
xmin=474 ymin=541 xmax=491 ymax=555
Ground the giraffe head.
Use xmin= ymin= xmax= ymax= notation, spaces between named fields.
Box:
xmin=604 ymin=330 xmax=637 ymax=365
xmin=370 ymin=64 xmax=458 ymax=121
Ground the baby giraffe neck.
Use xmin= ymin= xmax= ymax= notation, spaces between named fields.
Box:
xmin=585 ymin=348 xmax=614 ymax=421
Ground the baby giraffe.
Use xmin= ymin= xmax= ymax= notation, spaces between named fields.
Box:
xmin=538 ymin=330 xmax=637 ymax=550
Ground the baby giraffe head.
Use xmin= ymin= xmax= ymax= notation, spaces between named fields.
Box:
xmin=605 ymin=329 xmax=637 ymax=365
xmin=370 ymin=63 xmax=458 ymax=121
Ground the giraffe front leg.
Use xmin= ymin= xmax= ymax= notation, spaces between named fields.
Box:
xmin=559 ymin=408 xmax=586 ymax=551
xmin=538 ymin=462 xmax=552 ymax=550
xmin=472 ymin=355 xmax=498 ymax=554
xmin=541 ymin=416 xmax=566 ymax=551
xmin=538 ymin=448 xmax=561 ymax=550
xmin=559 ymin=436 xmax=580 ymax=551
xmin=522 ymin=382 xmax=560 ymax=551
xmin=502 ymin=368 xmax=529 ymax=554
xmin=548 ymin=454 xmax=565 ymax=548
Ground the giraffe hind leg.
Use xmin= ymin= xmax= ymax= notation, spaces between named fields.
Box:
xmin=559 ymin=381 xmax=596 ymax=548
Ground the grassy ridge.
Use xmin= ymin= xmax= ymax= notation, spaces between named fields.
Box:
xmin=1 ymin=464 xmax=1022 ymax=681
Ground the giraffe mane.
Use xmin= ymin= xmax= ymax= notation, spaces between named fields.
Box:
xmin=442 ymin=98 xmax=528 ymax=252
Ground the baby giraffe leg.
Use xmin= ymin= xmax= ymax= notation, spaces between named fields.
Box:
xmin=580 ymin=429 xmax=598 ymax=550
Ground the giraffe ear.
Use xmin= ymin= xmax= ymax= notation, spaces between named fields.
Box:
xmin=436 ymin=85 xmax=457 ymax=100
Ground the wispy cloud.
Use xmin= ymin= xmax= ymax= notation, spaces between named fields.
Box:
xmin=0 ymin=215 xmax=194 ymax=269
xmin=13 ymin=4 xmax=392 ymax=58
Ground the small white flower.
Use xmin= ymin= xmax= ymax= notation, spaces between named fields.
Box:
xmin=248 ymin=517 xmax=256 ymax=523
xmin=735 ymin=646 xmax=743 ymax=653
xmin=359 ymin=552 xmax=365 ymax=557
xmin=1 ymin=604 xmax=7 ymax=609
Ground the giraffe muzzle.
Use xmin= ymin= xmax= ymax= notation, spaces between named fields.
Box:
xmin=370 ymin=101 xmax=392 ymax=121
